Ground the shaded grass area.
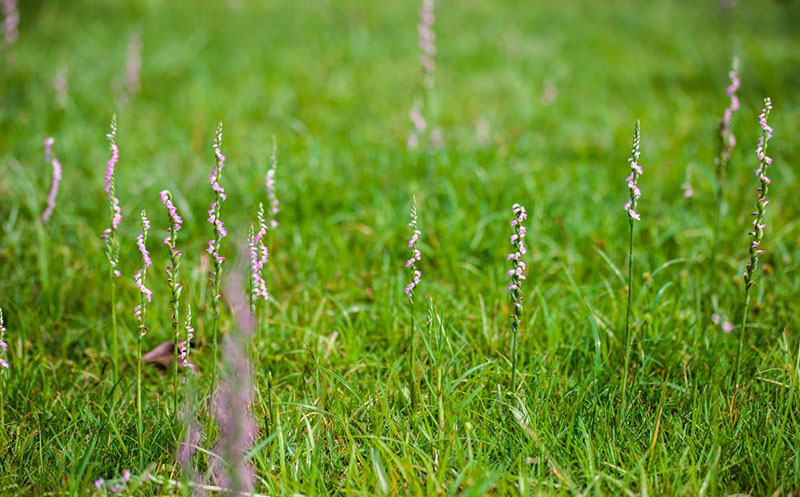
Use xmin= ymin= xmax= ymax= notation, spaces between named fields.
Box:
xmin=1 ymin=0 xmax=800 ymax=495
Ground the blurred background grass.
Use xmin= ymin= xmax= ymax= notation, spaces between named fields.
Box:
xmin=0 ymin=0 xmax=799 ymax=494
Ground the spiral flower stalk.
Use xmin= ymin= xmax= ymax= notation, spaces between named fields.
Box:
xmin=623 ymin=121 xmax=642 ymax=222
xmin=506 ymin=203 xmax=528 ymax=393
xmin=248 ymin=204 xmax=270 ymax=311
xmin=41 ymin=137 xmax=62 ymax=224
xmin=134 ymin=209 xmax=151 ymax=464
xmin=101 ymin=116 xmax=122 ymax=277
xmin=0 ymin=308 xmax=8 ymax=369
xmin=407 ymin=0 xmax=442 ymax=151
xmin=403 ymin=197 xmax=422 ymax=408
xmin=2 ymin=0 xmax=18 ymax=48
xmin=265 ymin=137 xmax=279 ymax=229
xmin=160 ymin=190 xmax=184 ymax=415
xmin=621 ymin=121 xmax=642 ymax=419
xmin=101 ymin=116 xmax=123 ymax=385
xmin=207 ymin=122 xmax=227 ymax=391
xmin=134 ymin=211 xmax=152 ymax=335
xmin=0 ymin=307 xmax=7 ymax=442
xmin=711 ymin=60 xmax=741 ymax=277
xmin=179 ymin=304 xmax=195 ymax=380
xmin=736 ymin=98 xmax=775 ymax=384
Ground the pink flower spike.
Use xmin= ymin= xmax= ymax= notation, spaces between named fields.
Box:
xmin=41 ymin=138 xmax=63 ymax=224
xmin=717 ymin=60 xmax=740 ymax=168
xmin=406 ymin=0 xmax=442 ymax=151
xmin=403 ymin=197 xmax=422 ymax=299
xmin=623 ymin=121 xmax=642 ymax=222
xmin=0 ymin=307 xmax=9 ymax=369
xmin=101 ymin=116 xmax=123 ymax=277
xmin=742 ymin=98 xmax=775 ymax=290
xmin=134 ymin=210 xmax=152 ymax=334
xmin=507 ymin=202 xmax=528 ymax=320
xmin=3 ymin=0 xmax=19 ymax=48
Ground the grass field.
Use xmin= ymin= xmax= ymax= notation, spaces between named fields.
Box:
xmin=1 ymin=0 xmax=800 ymax=495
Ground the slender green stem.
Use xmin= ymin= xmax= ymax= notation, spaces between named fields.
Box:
xmin=252 ymin=303 xmax=259 ymax=371
xmin=36 ymin=222 xmax=49 ymax=290
xmin=734 ymin=289 xmax=751 ymax=387
xmin=0 ymin=373 xmax=5 ymax=446
xmin=136 ymin=333 xmax=143 ymax=465
xmin=172 ymin=301 xmax=179 ymax=417
xmin=710 ymin=184 xmax=723 ymax=282
xmin=211 ymin=319 xmax=218 ymax=395
xmin=409 ymin=297 xmax=417 ymax=411
xmin=511 ymin=319 xmax=519 ymax=394
xmin=208 ymin=123 xmax=226 ymax=400
xmin=248 ymin=248 xmax=258 ymax=367
xmin=624 ymin=220 xmax=634 ymax=352
xmin=111 ymin=265 xmax=118 ymax=387
xmin=210 ymin=293 xmax=220 ymax=399
xmin=621 ymin=220 xmax=634 ymax=420
xmin=171 ymin=259 xmax=180 ymax=417
xmin=162 ymin=192 xmax=183 ymax=418
xmin=266 ymin=373 xmax=275 ymax=435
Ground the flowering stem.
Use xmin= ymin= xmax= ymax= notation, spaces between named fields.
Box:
xmin=161 ymin=190 xmax=183 ymax=417
xmin=506 ymin=203 xmax=528 ymax=394
xmin=736 ymin=98 xmax=774 ymax=387
xmin=404 ymin=198 xmax=422 ymax=410
xmin=734 ymin=98 xmax=773 ymax=386
xmin=0 ymin=308 xmax=6 ymax=446
xmin=102 ymin=116 xmax=122 ymax=390
xmin=710 ymin=63 xmax=740 ymax=282
xmin=134 ymin=210 xmax=151 ymax=464
xmin=207 ymin=123 xmax=227 ymax=397
xmin=620 ymin=121 xmax=641 ymax=421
